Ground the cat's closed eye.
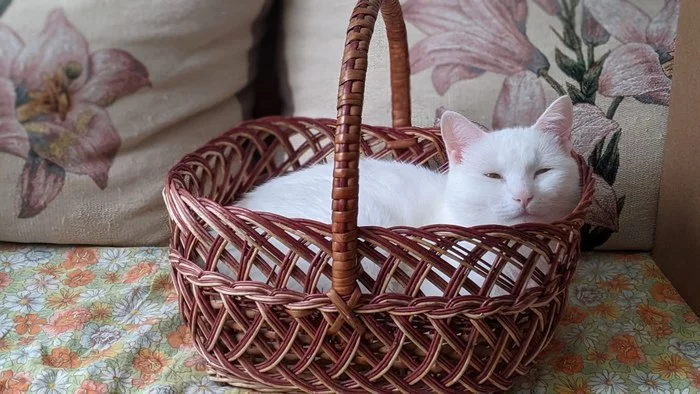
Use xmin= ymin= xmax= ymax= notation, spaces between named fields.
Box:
xmin=534 ymin=168 xmax=552 ymax=177
xmin=484 ymin=173 xmax=502 ymax=179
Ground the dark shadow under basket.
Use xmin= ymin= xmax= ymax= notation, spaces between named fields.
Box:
xmin=164 ymin=1 xmax=595 ymax=392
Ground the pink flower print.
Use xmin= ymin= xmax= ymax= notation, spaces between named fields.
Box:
xmin=405 ymin=0 xmax=550 ymax=93
xmin=533 ymin=0 xmax=561 ymax=16
xmin=588 ymin=174 xmax=621 ymax=231
xmin=646 ymin=0 xmax=679 ymax=54
xmin=0 ymin=28 xmax=27 ymax=159
xmin=571 ymin=104 xmax=620 ymax=158
xmin=0 ymin=9 xmax=150 ymax=218
xmin=405 ymin=0 xmax=551 ymax=128
xmin=581 ymin=4 xmax=610 ymax=46
xmin=505 ymin=0 xmax=562 ymax=33
xmin=429 ymin=64 xmax=485 ymax=97
xmin=493 ymin=71 xmax=546 ymax=129
xmin=572 ymin=104 xmax=621 ymax=231
xmin=583 ymin=0 xmax=678 ymax=106
xmin=18 ymin=151 xmax=67 ymax=218
xmin=600 ymin=44 xmax=672 ymax=106
xmin=504 ymin=0 xmax=528 ymax=34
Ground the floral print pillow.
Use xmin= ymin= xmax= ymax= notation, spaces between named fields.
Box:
xmin=0 ymin=9 xmax=150 ymax=218
xmin=0 ymin=0 xmax=269 ymax=245
xmin=280 ymin=0 xmax=678 ymax=250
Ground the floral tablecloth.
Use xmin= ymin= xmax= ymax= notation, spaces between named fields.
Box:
xmin=0 ymin=244 xmax=698 ymax=393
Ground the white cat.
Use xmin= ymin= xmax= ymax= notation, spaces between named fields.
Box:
xmin=220 ymin=96 xmax=580 ymax=296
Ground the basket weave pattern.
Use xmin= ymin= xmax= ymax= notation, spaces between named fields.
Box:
xmin=164 ymin=1 xmax=595 ymax=392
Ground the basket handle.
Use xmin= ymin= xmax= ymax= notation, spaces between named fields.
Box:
xmin=331 ymin=0 xmax=411 ymax=297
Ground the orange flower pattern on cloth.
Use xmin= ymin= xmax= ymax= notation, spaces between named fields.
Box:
xmin=13 ymin=313 xmax=45 ymax=336
xmin=553 ymin=355 xmax=585 ymax=375
xmin=43 ymin=307 xmax=91 ymax=335
xmin=133 ymin=349 xmax=168 ymax=376
xmin=41 ymin=347 xmax=80 ymax=368
xmin=690 ymin=369 xmax=700 ymax=389
xmin=123 ymin=261 xmax=158 ymax=284
xmin=588 ymin=350 xmax=608 ymax=364
xmin=46 ymin=289 xmax=79 ymax=309
xmin=63 ymin=248 xmax=98 ymax=270
xmin=686 ymin=310 xmax=700 ymax=324
xmin=75 ymin=379 xmax=109 ymax=394
xmin=0 ymin=370 xmax=31 ymax=394
xmin=185 ymin=355 xmax=209 ymax=372
xmin=0 ymin=272 xmax=12 ymax=290
xmin=63 ymin=269 xmax=95 ymax=287
xmin=0 ymin=245 xmax=699 ymax=393
xmin=609 ymin=335 xmax=645 ymax=365
xmin=651 ymin=281 xmax=686 ymax=303
xmin=561 ymin=307 xmax=588 ymax=325
xmin=638 ymin=302 xmax=674 ymax=340
xmin=554 ymin=376 xmax=590 ymax=394
xmin=167 ymin=325 xmax=193 ymax=349
xmin=652 ymin=354 xmax=692 ymax=379
xmin=600 ymin=275 xmax=632 ymax=293
xmin=511 ymin=251 xmax=700 ymax=393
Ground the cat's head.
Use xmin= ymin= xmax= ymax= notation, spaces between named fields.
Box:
xmin=440 ymin=96 xmax=581 ymax=226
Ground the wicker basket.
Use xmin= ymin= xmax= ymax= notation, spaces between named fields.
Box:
xmin=164 ymin=0 xmax=595 ymax=392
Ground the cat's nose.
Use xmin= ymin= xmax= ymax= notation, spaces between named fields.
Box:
xmin=513 ymin=193 xmax=533 ymax=208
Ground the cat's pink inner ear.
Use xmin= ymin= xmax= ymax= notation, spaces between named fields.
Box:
xmin=440 ymin=111 xmax=485 ymax=164
xmin=534 ymin=95 xmax=574 ymax=149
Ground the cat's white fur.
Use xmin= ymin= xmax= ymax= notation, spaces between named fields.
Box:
xmin=236 ymin=159 xmax=444 ymax=228
xmin=221 ymin=96 xmax=580 ymax=296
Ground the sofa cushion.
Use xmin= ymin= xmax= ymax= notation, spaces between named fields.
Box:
xmin=0 ymin=245 xmax=697 ymax=392
xmin=279 ymin=0 xmax=678 ymax=251
xmin=0 ymin=0 xmax=269 ymax=246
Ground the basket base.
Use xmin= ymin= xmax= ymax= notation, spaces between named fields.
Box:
xmin=208 ymin=368 xmax=299 ymax=393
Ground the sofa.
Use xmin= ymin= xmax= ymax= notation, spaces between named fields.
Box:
xmin=1 ymin=0 xmax=698 ymax=393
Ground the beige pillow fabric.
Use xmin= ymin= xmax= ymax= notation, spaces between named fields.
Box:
xmin=0 ymin=0 xmax=269 ymax=245
xmin=280 ymin=0 xmax=677 ymax=250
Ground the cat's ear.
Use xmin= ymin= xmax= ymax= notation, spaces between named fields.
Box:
xmin=440 ymin=110 xmax=486 ymax=164
xmin=534 ymin=95 xmax=573 ymax=150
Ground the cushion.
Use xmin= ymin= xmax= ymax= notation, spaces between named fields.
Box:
xmin=0 ymin=245 xmax=697 ymax=392
xmin=279 ymin=0 xmax=678 ymax=250
xmin=0 ymin=0 xmax=269 ymax=246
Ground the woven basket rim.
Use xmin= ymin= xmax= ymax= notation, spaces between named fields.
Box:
xmin=165 ymin=115 xmax=594 ymax=303
xmin=166 ymin=115 xmax=593 ymax=235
